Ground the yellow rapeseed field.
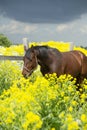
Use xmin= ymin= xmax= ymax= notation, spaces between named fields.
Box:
xmin=0 ymin=41 xmax=87 ymax=130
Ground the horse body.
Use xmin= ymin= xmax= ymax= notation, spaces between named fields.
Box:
xmin=22 ymin=46 xmax=87 ymax=85
xmin=61 ymin=51 xmax=82 ymax=76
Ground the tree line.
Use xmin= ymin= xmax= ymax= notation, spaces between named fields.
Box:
xmin=0 ymin=34 xmax=12 ymax=47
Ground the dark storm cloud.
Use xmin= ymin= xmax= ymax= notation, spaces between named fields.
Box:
xmin=0 ymin=0 xmax=87 ymax=23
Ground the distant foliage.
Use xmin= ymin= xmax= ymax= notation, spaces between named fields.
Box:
xmin=0 ymin=34 xmax=12 ymax=47
xmin=85 ymin=46 xmax=87 ymax=50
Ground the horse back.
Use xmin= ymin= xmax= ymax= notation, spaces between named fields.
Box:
xmin=61 ymin=50 xmax=84 ymax=77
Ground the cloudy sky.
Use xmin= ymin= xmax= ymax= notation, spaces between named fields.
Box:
xmin=0 ymin=0 xmax=87 ymax=46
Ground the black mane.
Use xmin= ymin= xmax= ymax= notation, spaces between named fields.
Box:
xmin=34 ymin=46 xmax=50 ymax=59
xmin=25 ymin=45 xmax=61 ymax=60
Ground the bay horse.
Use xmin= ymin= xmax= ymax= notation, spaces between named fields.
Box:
xmin=22 ymin=45 xmax=87 ymax=87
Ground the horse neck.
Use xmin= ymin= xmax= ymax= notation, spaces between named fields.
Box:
xmin=34 ymin=46 xmax=61 ymax=66
xmin=35 ymin=47 xmax=50 ymax=66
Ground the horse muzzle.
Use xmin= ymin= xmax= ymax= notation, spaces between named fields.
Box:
xmin=22 ymin=69 xmax=33 ymax=78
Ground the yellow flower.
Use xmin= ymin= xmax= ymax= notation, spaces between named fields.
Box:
xmin=25 ymin=112 xmax=42 ymax=129
xmin=61 ymin=92 xmax=65 ymax=97
xmin=68 ymin=121 xmax=79 ymax=130
xmin=51 ymin=128 xmax=56 ymax=130
xmin=84 ymin=85 xmax=87 ymax=90
xmin=79 ymin=88 xmax=83 ymax=92
xmin=81 ymin=114 xmax=87 ymax=123
xmin=59 ymin=111 xmax=65 ymax=118
xmin=68 ymin=106 xmax=73 ymax=112
xmin=72 ymin=101 xmax=77 ymax=106
xmin=68 ymin=86 xmax=73 ymax=92
xmin=67 ymin=114 xmax=73 ymax=123
xmin=81 ymin=94 xmax=86 ymax=99
xmin=5 ymin=118 xmax=12 ymax=124
xmin=83 ymin=124 xmax=87 ymax=130
xmin=64 ymin=96 xmax=69 ymax=102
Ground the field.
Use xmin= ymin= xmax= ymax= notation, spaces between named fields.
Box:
xmin=0 ymin=41 xmax=87 ymax=130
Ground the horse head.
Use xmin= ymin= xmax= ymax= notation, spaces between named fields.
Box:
xmin=22 ymin=45 xmax=38 ymax=78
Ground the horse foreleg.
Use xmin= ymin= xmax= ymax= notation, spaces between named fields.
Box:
xmin=76 ymin=75 xmax=85 ymax=92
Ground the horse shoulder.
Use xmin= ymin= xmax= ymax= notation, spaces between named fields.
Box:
xmin=48 ymin=51 xmax=65 ymax=75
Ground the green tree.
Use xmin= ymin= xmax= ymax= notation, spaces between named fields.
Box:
xmin=0 ymin=34 xmax=12 ymax=47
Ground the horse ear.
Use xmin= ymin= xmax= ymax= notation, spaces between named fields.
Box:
xmin=31 ymin=45 xmax=34 ymax=48
xmin=31 ymin=46 xmax=39 ymax=56
xmin=31 ymin=45 xmax=34 ymax=52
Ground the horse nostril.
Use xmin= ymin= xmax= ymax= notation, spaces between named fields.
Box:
xmin=22 ymin=71 xmax=28 ymax=78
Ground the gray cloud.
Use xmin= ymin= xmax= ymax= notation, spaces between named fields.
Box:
xmin=0 ymin=0 xmax=87 ymax=23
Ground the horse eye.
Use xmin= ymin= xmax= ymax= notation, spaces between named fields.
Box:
xmin=26 ymin=57 xmax=32 ymax=62
xmin=29 ymin=58 xmax=32 ymax=62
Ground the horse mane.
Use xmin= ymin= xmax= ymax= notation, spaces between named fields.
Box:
xmin=25 ymin=45 xmax=61 ymax=60
xmin=32 ymin=45 xmax=61 ymax=58
xmin=34 ymin=46 xmax=50 ymax=59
